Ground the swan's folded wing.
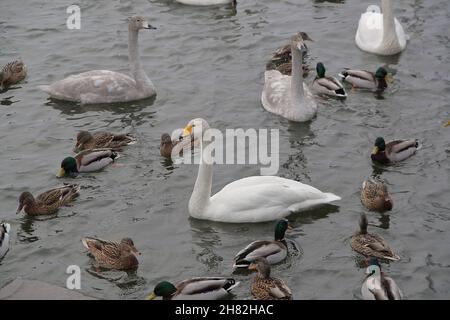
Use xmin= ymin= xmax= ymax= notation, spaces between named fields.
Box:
xmin=356 ymin=11 xmax=383 ymax=50
xmin=262 ymin=70 xmax=291 ymax=112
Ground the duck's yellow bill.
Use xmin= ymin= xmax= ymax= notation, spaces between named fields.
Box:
xmin=57 ymin=168 xmax=65 ymax=178
xmin=385 ymin=74 xmax=394 ymax=84
xmin=182 ymin=124 xmax=193 ymax=138
xmin=371 ymin=146 xmax=379 ymax=155
xmin=444 ymin=120 xmax=450 ymax=128
xmin=146 ymin=292 xmax=157 ymax=300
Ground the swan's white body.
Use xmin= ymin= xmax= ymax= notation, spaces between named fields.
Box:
xmin=176 ymin=0 xmax=233 ymax=5
xmin=262 ymin=37 xmax=317 ymax=122
xmin=0 ymin=223 xmax=11 ymax=259
xmin=38 ymin=16 xmax=156 ymax=104
xmin=184 ymin=119 xmax=341 ymax=223
xmin=355 ymin=0 xmax=407 ymax=56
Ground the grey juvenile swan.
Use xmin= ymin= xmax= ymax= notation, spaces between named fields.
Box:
xmin=38 ymin=16 xmax=156 ymax=104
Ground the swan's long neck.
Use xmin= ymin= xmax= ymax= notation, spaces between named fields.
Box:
xmin=381 ymin=0 xmax=399 ymax=47
xmin=290 ymin=44 xmax=304 ymax=101
xmin=189 ymin=139 xmax=213 ymax=215
xmin=128 ymin=28 xmax=151 ymax=89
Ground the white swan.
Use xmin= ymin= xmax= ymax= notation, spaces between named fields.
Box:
xmin=176 ymin=0 xmax=235 ymax=6
xmin=261 ymin=34 xmax=317 ymax=122
xmin=355 ymin=0 xmax=408 ymax=56
xmin=38 ymin=16 xmax=156 ymax=104
xmin=180 ymin=118 xmax=341 ymax=223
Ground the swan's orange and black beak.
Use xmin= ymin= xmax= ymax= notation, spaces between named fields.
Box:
xmin=145 ymin=24 xmax=157 ymax=30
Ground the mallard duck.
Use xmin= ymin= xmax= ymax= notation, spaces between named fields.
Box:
xmin=362 ymin=257 xmax=403 ymax=300
xmin=160 ymin=133 xmax=179 ymax=158
xmin=338 ymin=67 xmax=389 ymax=91
xmin=249 ymin=257 xmax=292 ymax=300
xmin=266 ymin=32 xmax=312 ymax=77
xmin=361 ymin=177 xmax=393 ymax=212
xmin=0 ymin=223 xmax=11 ymax=259
xmin=0 ymin=59 xmax=27 ymax=89
xmin=74 ymin=130 xmax=136 ymax=152
xmin=371 ymin=137 xmax=419 ymax=164
xmin=351 ymin=213 xmax=400 ymax=261
xmin=355 ymin=0 xmax=408 ymax=56
xmin=57 ymin=148 xmax=118 ymax=178
xmin=81 ymin=237 xmax=140 ymax=270
xmin=312 ymin=62 xmax=347 ymax=98
xmin=16 ymin=185 xmax=80 ymax=216
xmin=233 ymin=219 xmax=292 ymax=269
xmin=147 ymin=277 xmax=240 ymax=300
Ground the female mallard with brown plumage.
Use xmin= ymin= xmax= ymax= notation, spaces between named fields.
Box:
xmin=16 ymin=185 xmax=80 ymax=216
xmin=249 ymin=257 xmax=292 ymax=300
xmin=233 ymin=219 xmax=292 ymax=269
xmin=351 ymin=213 xmax=400 ymax=261
xmin=0 ymin=59 xmax=27 ymax=89
xmin=82 ymin=237 xmax=140 ymax=270
xmin=266 ymin=32 xmax=313 ymax=77
xmin=147 ymin=277 xmax=240 ymax=300
xmin=73 ymin=130 xmax=136 ymax=152
xmin=57 ymin=148 xmax=118 ymax=178
xmin=361 ymin=177 xmax=393 ymax=212
xmin=371 ymin=137 xmax=419 ymax=164
xmin=361 ymin=257 xmax=403 ymax=300
xmin=312 ymin=62 xmax=347 ymax=98
xmin=338 ymin=67 xmax=389 ymax=91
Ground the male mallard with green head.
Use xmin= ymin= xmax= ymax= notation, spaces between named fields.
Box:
xmin=16 ymin=185 xmax=80 ymax=216
xmin=57 ymin=148 xmax=118 ymax=178
xmin=233 ymin=219 xmax=292 ymax=269
xmin=82 ymin=237 xmax=140 ymax=270
xmin=74 ymin=130 xmax=136 ymax=152
xmin=371 ymin=137 xmax=419 ymax=164
xmin=351 ymin=213 xmax=400 ymax=261
xmin=361 ymin=177 xmax=393 ymax=212
xmin=0 ymin=59 xmax=27 ymax=89
xmin=362 ymin=257 xmax=403 ymax=300
xmin=338 ymin=67 xmax=389 ymax=91
xmin=147 ymin=277 xmax=240 ymax=300
xmin=249 ymin=257 xmax=293 ymax=300
xmin=312 ymin=62 xmax=347 ymax=98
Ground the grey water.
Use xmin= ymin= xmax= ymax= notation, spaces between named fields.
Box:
xmin=0 ymin=0 xmax=449 ymax=299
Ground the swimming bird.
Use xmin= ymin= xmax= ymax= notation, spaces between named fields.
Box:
xmin=57 ymin=149 xmax=118 ymax=178
xmin=338 ymin=67 xmax=389 ymax=91
xmin=180 ymin=118 xmax=340 ymax=223
xmin=175 ymin=0 xmax=236 ymax=6
xmin=249 ymin=257 xmax=292 ymax=300
xmin=266 ymin=32 xmax=313 ymax=77
xmin=82 ymin=237 xmax=140 ymax=270
xmin=361 ymin=177 xmax=393 ymax=212
xmin=0 ymin=59 xmax=27 ymax=89
xmin=311 ymin=62 xmax=347 ymax=98
xmin=355 ymin=0 xmax=408 ymax=55
xmin=38 ymin=16 xmax=157 ymax=104
xmin=371 ymin=137 xmax=419 ymax=164
xmin=0 ymin=223 xmax=11 ymax=259
xmin=351 ymin=213 xmax=400 ymax=261
xmin=233 ymin=219 xmax=292 ymax=269
xmin=147 ymin=277 xmax=240 ymax=300
xmin=362 ymin=257 xmax=403 ymax=300
xmin=73 ymin=130 xmax=136 ymax=152
xmin=262 ymin=35 xmax=317 ymax=122
xmin=160 ymin=133 xmax=182 ymax=158
xmin=16 ymin=185 xmax=80 ymax=216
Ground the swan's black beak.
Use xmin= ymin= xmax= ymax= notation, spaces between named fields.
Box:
xmin=145 ymin=24 xmax=157 ymax=30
